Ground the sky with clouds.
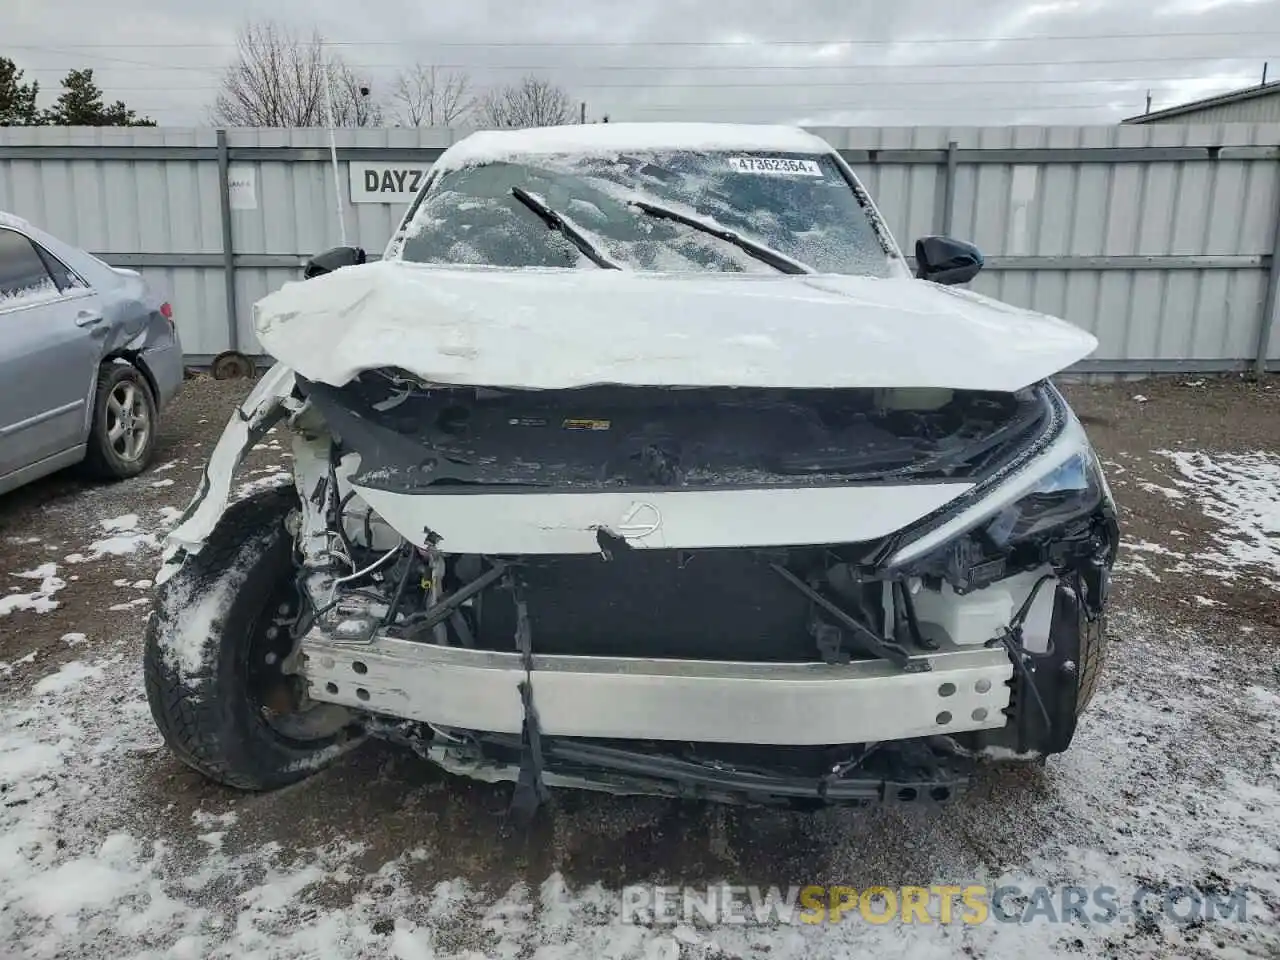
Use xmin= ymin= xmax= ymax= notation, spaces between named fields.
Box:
xmin=5 ymin=0 xmax=1279 ymax=126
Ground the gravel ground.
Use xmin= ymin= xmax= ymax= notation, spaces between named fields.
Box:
xmin=1 ymin=373 xmax=1277 ymax=959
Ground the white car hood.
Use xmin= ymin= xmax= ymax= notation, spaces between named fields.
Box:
xmin=253 ymin=260 xmax=1097 ymax=392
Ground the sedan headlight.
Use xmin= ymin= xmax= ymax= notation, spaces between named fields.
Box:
xmin=887 ymin=403 xmax=1110 ymax=569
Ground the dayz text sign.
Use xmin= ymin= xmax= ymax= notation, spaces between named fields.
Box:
xmin=349 ymin=163 xmax=434 ymax=204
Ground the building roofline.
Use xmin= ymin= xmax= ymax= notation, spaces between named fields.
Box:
xmin=1123 ymin=79 xmax=1280 ymax=123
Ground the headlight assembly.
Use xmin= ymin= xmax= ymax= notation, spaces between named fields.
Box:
xmin=887 ymin=404 xmax=1109 ymax=569
xmin=983 ymin=446 xmax=1106 ymax=547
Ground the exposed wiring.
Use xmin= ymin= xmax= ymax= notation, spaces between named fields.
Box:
xmin=332 ymin=545 xmax=402 ymax=586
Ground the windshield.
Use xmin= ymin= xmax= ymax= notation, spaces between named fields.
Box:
xmin=395 ymin=150 xmax=895 ymax=276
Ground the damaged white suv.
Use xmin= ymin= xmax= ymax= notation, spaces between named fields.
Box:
xmin=145 ymin=124 xmax=1118 ymax=810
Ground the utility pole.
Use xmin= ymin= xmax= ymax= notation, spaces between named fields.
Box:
xmin=323 ymin=60 xmax=348 ymax=247
xmin=580 ymin=101 xmax=587 ymax=124
xmin=1144 ymin=90 xmax=1152 ymax=114
xmin=1263 ymin=62 xmax=1270 ymax=86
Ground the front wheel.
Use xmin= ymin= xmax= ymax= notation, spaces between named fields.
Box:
xmin=143 ymin=486 xmax=359 ymax=790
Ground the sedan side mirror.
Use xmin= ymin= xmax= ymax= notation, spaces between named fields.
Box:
xmin=914 ymin=236 xmax=983 ymax=286
xmin=304 ymin=246 xmax=367 ymax=279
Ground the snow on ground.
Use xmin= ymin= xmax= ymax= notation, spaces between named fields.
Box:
xmin=1 ymin=564 xmax=67 ymax=617
xmin=1159 ymin=451 xmax=1280 ymax=589
xmin=64 ymin=516 xmax=161 ymax=563
xmin=0 ymin=606 xmax=1276 ymax=959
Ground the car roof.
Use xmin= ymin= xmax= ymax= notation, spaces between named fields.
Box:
xmin=0 ymin=210 xmax=123 ymax=290
xmin=434 ymin=122 xmax=837 ymax=172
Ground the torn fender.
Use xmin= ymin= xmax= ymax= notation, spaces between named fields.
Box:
xmin=156 ymin=362 xmax=297 ymax=584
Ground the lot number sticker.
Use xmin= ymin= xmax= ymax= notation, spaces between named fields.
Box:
xmin=726 ymin=157 xmax=824 ymax=176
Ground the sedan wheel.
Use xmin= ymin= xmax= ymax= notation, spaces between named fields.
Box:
xmin=106 ymin=380 xmax=152 ymax=463
xmin=85 ymin=362 xmax=158 ymax=479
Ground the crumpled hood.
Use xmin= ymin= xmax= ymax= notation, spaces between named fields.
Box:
xmin=253 ymin=260 xmax=1097 ymax=392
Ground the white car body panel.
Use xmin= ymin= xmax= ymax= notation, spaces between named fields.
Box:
xmin=157 ymin=363 xmax=297 ymax=581
xmin=355 ymin=482 xmax=974 ymax=555
xmin=253 ymin=260 xmax=1098 ymax=394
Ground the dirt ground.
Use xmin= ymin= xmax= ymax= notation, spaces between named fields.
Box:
xmin=1 ymin=372 xmax=1278 ymax=959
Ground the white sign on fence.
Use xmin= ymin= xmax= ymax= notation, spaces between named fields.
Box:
xmin=349 ymin=163 xmax=433 ymax=204
xmin=227 ymin=166 xmax=257 ymax=210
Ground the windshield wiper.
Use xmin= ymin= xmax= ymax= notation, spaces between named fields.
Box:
xmin=627 ymin=196 xmax=815 ymax=275
xmin=510 ymin=186 xmax=619 ymax=270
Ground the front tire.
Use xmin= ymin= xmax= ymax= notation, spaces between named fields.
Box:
xmin=144 ymin=487 xmax=358 ymax=790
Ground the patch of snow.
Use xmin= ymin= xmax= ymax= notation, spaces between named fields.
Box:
xmin=1193 ymin=596 xmax=1224 ymax=607
xmin=158 ymin=506 xmax=185 ymax=527
xmin=1137 ymin=481 xmax=1185 ymax=500
xmin=1132 ymin=394 xmax=1149 ymax=403
xmin=1160 ymin=450 xmax=1280 ymax=588
xmin=0 ymin=276 xmax=61 ymax=309
xmin=1126 ymin=539 xmax=1186 ymax=558
xmin=33 ymin=660 xmax=105 ymax=696
xmin=108 ymin=598 xmax=152 ymax=612
xmin=1113 ymin=555 xmax=1161 ymax=582
xmin=82 ymin=533 xmax=159 ymax=560
xmin=192 ymin=810 xmax=238 ymax=830
xmin=0 ymin=564 xmax=66 ymax=616
xmin=153 ymin=529 xmax=274 ymax=677
xmin=61 ymin=633 xmax=87 ymax=647
xmin=151 ymin=478 xmax=176 ymax=488
xmin=0 ymin=650 xmax=38 ymax=676
xmin=432 ymin=123 xmax=838 ymax=173
xmin=101 ymin=513 xmax=140 ymax=532
xmin=235 ymin=471 xmax=293 ymax=501
xmin=153 ymin=461 xmax=180 ymax=472
xmin=133 ymin=579 xmax=153 ymax=589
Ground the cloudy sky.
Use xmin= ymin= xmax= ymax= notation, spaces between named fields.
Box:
xmin=6 ymin=0 xmax=1279 ymax=126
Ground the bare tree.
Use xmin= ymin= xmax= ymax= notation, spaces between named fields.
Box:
xmin=392 ymin=64 xmax=473 ymax=126
xmin=211 ymin=21 xmax=382 ymax=127
xmin=330 ymin=62 xmax=384 ymax=127
xmin=479 ymin=75 xmax=573 ymax=128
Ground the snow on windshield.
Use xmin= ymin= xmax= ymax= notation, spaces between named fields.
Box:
xmin=396 ymin=150 xmax=895 ymax=277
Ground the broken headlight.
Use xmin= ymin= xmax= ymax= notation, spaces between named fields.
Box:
xmin=887 ymin=401 xmax=1110 ymax=569
xmin=983 ymin=447 xmax=1105 ymax=547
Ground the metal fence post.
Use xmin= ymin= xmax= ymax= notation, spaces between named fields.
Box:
xmin=940 ymin=141 xmax=958 ymax=236
xmin=215 ymin=129 xmax=239 ymax=352
xmin=1255 ymin=156 xmax=1280 ymax=377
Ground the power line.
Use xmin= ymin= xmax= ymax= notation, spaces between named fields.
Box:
xmin=66 ymin=74 xmax=1261 ymax=94
xmin=7 ymin=30 xmax=1280 ymax=50
xmin=18 ymin=55 xmax=1277 ymax=76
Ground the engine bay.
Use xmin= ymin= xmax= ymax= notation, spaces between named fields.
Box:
xmin=298 ymin=372 xmax=1050 ymax=491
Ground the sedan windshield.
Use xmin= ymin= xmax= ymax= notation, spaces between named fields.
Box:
xmin=396 ymin=150 xmax=894 ymax=276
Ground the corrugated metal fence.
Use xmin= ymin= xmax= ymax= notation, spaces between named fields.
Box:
xmin=2 ymin=123 xmax=1279 ymax=374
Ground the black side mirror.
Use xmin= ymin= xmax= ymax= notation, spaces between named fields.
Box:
xmin=914 ymin=236 xmax=983 ymax=286
xmin=304 ymin=246 xmax=367 ymax=279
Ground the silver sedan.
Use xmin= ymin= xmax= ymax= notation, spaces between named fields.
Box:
xmin=0 ymin=212 xmax=185 ymax=495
